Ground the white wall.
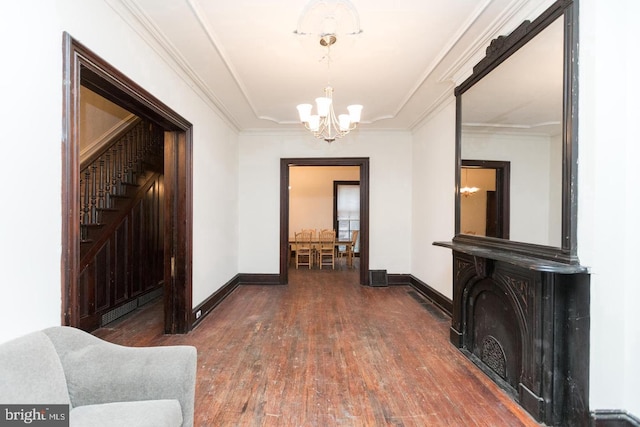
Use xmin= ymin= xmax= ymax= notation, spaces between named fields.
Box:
xmin=462 ymin=131 xmax=559 ymax=246
xmin=238 ymin=130 xmax=412 ymax=275
xmin=578 ymin=0 xmax=640 ymax=417
xmin=0 ymin=0 xmax=239 ymax=343
xmin=0 ymin=2 xmax=63 ymax=344
xmin=410 ymin=100 xmax=456 ymax=299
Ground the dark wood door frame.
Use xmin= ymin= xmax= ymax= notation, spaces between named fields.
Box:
xmin=62 ymin=33 xmax=193 ymax=333
xmin=461 ymin=159 xmax=510 ymax=239
xmin=280 ymin=158 xmax=370 ymax=285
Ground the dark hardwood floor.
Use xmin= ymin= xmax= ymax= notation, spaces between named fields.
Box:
xmin=94 ymin=263 xmax=540 ymax=426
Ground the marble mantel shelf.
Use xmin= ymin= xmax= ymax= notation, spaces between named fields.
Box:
xmin=433 ymin=241 xmax=589 ymax=275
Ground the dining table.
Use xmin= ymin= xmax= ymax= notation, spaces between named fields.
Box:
xmin=288 ymin=238 xmax=355 ymax=267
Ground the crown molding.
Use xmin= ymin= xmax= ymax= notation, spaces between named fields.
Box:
xmin=103 ymin=0 xmax=242 ymax=132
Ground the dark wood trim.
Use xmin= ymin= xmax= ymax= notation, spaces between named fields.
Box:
xmin=434 ymin=240 xmax=588 ymax=274
xmin=164 ymin=131 xmax=193 ymax=334
xmin=408 ymin=275 xmax=453 ymax=318
xmin=592 ymin=411 xmax=640 ymax=427
xmin=238 ymin=274 xmax=282 ymax=285
xmin=62 ymin=33 xmax=193 ymax=334
xmin=191 ymin=273 xmax=282 ymax=328
xmin=191 ymin=275 xmax=241 ymax=329
xmin=387 ymin=273 xmax=411 ymax=286
xmin=453 ymin=0 xmax=579 ymax=264
xmin=280 ymin=158 xmax=370 ymax=286
xmin=61 ymin=33 xmax=80 ymax=327
xmin=456 ymin=0 xmax=573 ymax=93
xmin=564 ymin=0 xmax=579 ymax=256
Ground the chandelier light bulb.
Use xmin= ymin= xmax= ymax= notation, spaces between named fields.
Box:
xmin=296 ymin=104 xmax=312 ymax=123
xmin=308 ymin=115 xmax=320 ymax=132
xmin=315 ymin=96 xmax=332 ymax=117
xmin=347 ymin=104 xmax=362 ymax=123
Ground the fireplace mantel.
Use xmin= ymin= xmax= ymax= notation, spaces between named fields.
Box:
xmin=433 ymin=241 xmax=589 ymax=274
xmin=434 ymin=241 xmax=590 ymax=426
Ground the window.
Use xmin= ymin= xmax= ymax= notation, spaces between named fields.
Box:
xmin=334 ymin=181 xmax=360 ymax=253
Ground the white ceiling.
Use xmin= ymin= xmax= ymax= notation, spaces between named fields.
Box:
xmin=109 ymin=0 xmax=556 ymax=132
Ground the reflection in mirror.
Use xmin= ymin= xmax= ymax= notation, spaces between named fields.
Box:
xmin=460 ymin=16 xmax=563 ymax=248
xmin=461 ymin=167 xmax=494 ymax=236
xmin=461 ymin=161 xmax=510 ymax=239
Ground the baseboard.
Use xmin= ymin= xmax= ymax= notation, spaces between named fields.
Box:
xmin=592 ymin=410 xmax=640 ymax=427
xmin=387 ymin=273 xmax=411 ymax=286
xmin=408 ymin=275 xmax=453 ymax=317
xmin=191 ymin=273 xmax=282 ymax=328
xmin=191 ymin=275 xmax=241 ymax=328
xmin=191 ymin=272 xmax=451 ymax=328
xmin=237 ymin=273 xmax=281 ymax=285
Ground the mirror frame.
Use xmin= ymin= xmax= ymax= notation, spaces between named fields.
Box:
xmin=453 ymin=0 xmax=579 ymax=264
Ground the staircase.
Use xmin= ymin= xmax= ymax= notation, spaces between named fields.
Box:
xmin=78 ymin=118 xmax=166 ymax=331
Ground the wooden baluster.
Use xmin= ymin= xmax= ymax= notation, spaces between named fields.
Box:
xmin=137 ymin=123 xmax=144 ymax=169
xmin=122 ymin=134 xmax=131 ymax=184
xmin=104 ymin=152 xmax=112 ymax=208
xmin=127 ymin=129 xmax=135 ymax=182
xmin=115 ymin=141 xmax=123 ymax=195
xmin=129 ymin=126 xmax=140 ymax=182
xmin=128 ymin=128 xmax=135 ymax=181
xmin=97 ymin=157 xmax=105 ymax=209
xmin=81 ymin=168 xmax=91 ymax=225
xmin=111 ymin=144 xmax=119 ymax=197
xmin=90 ymin=163 xmax=98 ymax=224
xmin=134 ymin=123 xmax=144 ymax=176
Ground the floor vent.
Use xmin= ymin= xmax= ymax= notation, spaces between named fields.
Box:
xmin=138 ymin=287 xmax=163 ymax=306
xmin=102 ymin=300 xmax=138 ymax=326
xmin=101 ymin=288 xmax=164 ymax=327
xmin=369 ymin=270 xmax=388 ymax=287
xmin=407 ymin=290 xmax=448 ymax=322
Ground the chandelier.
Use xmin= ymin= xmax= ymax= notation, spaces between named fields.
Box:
xmin=296 ymin=34 xmax=363 ymax=143
xmin=461 ymin=168 xmax=480 ymax=197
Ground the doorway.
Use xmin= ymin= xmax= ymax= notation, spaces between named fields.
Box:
xmin=460 ymin=160 xmax=510 ymax=239
xmin=62 ymin=33 xmax=193 ymax=333
xmin=280 ymin=158 xmax=370 ymax=285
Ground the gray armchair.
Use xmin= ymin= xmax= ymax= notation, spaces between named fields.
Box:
xmin=0 ymin=326 xmax=196 ymax=427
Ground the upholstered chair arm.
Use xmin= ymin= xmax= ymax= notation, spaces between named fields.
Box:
xmin=43 ymin=326 xmax=196 ymax=427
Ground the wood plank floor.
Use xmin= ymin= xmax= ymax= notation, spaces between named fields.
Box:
xmin=94 ymin=265 xmax=540 ymax=426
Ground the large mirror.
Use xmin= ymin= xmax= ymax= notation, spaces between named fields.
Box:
xmin=454 ymin=0 xmax=578 ymax=263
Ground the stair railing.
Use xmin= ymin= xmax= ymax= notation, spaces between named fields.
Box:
xmin=80 ymin=119 xmax=163 ymax=241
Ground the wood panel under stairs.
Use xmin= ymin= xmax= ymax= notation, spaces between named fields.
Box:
xmin=78 ymin=118 xmax=165 ymax=332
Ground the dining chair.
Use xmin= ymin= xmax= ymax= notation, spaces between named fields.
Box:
xmin=317 ymin=229 xmax=336 ymax=269
xmin=338 ymin=230 xmax=358 ymax=268
xmin=294 ymin=230 xmax=313 ymax=269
